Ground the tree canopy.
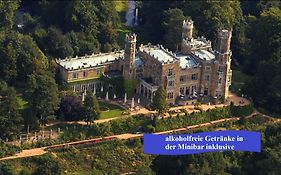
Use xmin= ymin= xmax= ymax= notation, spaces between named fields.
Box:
xmin=151 ymin=87 xmax=168 ymax=114
xmin=0 ymin=87 xmax=22 ymax=139
xmin=0 ymin=1 xmax=19 ymax=30
xmin=82 ymin=91 xmax=100 ymax=125
xmin=26 ymin=72 xmax=59 ymax=125
xmin=162 ymin=8 xmax=186 ymax=51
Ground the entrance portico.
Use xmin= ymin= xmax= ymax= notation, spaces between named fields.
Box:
xmin=138 ymin=78 xmax=159 ymax=102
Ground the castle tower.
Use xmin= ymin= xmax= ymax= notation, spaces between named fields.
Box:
xmin=123 ymin=33 xmax=137 ymax=80
xmin=217 ymin=29 xmax=232 ymax=55
xmin=182 ymin=19 xmax=194 ymax=40
xmin=212 ymin=29 xmax=232 ymax=99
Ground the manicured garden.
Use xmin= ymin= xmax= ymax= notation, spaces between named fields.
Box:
xmin=99 ymin=102 xmax=126 ymax=119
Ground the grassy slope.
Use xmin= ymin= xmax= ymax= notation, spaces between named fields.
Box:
xmin=230 ymin=69 xmax=252 ymax=94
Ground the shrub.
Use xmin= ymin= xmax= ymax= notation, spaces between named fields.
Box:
xmin=33 ymin=155 xmax=62 ymax=175
xmin=230 ymin=103 xmax=253 ymax=117
xmin=0 ymin=163 xmax=16 ymax=175
xmin=144 ymin=124 xmax=156 ymax=133
xmin=0 ymin=141 xmax=21 ymax=158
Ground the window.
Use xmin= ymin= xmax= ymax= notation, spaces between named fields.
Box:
xmin=167 ymin=92 xmax=174 ymax=99
xmin=219 ymin=78 xmax=222 ymax=84
xmin=191 ymin=73 xmax=198 ymax=80
xmin=185 ymin=87 xmax=190 ymax=95
xmin=180 ymin=87 xmax=185 ymax=95
xmin=168 ymin=80 xmax=174 ymax=87
xmin=168 ymin=69 xmax=173 ymax=76
xmin=96 ymin=69 xmax=101 ymax=75
xmin=180 ymin=76 xmax=185 ymax=82
xmin=204 ymin=88 xmax=208 ymax=95
xmin=83 ymin=71 xmax=88 ymax=78
xmin=205 ymin=66 xmax=211 ymax=71
xmin=218 ymin=66 xmax=223 ymax=72
xmin=216 ymin=91 xmax=221 ymax=97
xmin=205 ymin=75 xmax=210 ymax=81
xmin=72 ymin=72 xmax=78 ymax=79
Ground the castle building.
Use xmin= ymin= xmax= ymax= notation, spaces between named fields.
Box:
xmin=56 ymin=20 xmax=232 ymax=105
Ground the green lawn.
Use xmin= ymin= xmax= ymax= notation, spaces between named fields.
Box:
xmin=115 ymin=1 xmax=128 ymax=23
xmin=99 ymin=101 xmax=126 ymax=119
xmin=114 ymin=1 xmax=128 ymax=13
xmin=230 ymin=69 xmax=252 ymax=94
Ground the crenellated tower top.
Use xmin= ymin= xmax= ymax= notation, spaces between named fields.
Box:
xmin=123 ymin=33 xmax=137 ymax=80
xmin=182 ymin=19 xmax=194 ymax=40
xmin=217 ymin=29 xmax=232 ymax=54
xmin=125 ymin=33 xmax=137 ymax=43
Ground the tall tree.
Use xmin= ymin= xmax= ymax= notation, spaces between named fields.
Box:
xmin=82 ymin=91 xmax=100 ymax=125
xmin=0 ymin=87 xmax=22 ymax=139
xmin=58 ymin=96 xmax=83 ymax=121
xmin=0 ymin=36 xmax=17 ymax=82
xmin=151 ymin=86 xmax=168 ymax=115
xmin=245 ymin=7 xmax=281 ymax=73
xmin=162 ymin=8 xmax=186 ymax=51
xmin=94 ymin=0 xmax=120 ymax=52
xmin=0 ymin=1 xmax=19 ymax=30
xmin=243 ymin=8 xmax=281 ymax=114
xmin=26 ymin=72 xmax=59 ymax=125
xmin=246 ymin=60 xmax=281 ymax=114
xmin=64 ymin=1 xmax=99 ymax=35
xmin=137 ymin=1 xmax=174 ymax=44
xmin=44 ymin=27 xmax=74 ymax=58
xmin=16 ymin=35 xmax=48 ymax=81
xmin=0 ymin=32 xmax=48 ymax=84
xmin=66 ymin=31 xmax=100 ymax=56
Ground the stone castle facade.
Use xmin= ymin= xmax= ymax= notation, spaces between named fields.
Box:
xmin=56 ymin=20 xmax=232 ymax=105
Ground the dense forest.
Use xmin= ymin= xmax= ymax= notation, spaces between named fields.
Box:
xmin=0 ymin=0 xmax=123 ymax=140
